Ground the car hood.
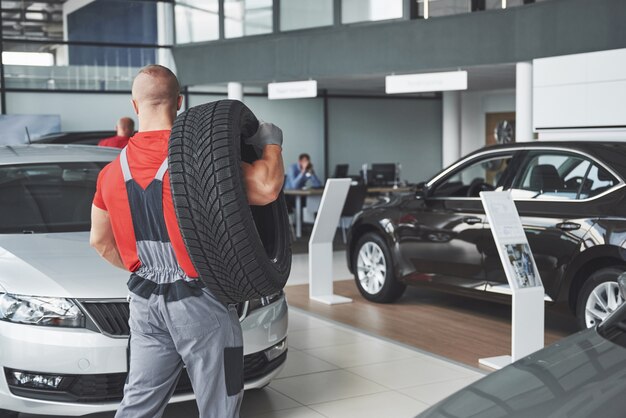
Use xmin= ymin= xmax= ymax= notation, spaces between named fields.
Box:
xmin=416 ymin=329 xmax=626 ymax=418
xmin=0 ymin=232 xmax=128 ymax=299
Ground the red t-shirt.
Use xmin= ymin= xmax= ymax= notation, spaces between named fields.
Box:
xmin=98 ymin=135 xmax=130 ymax=149
xmin=93 ymin=130 xmax=198 ymax=277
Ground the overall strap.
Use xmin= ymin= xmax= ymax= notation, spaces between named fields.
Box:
xmin=155 ymin=158 xmax=169 ymax=181
xmin=119 ymin=147 xmax=133 ymax=182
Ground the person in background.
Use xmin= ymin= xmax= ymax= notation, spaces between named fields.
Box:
xmin=98 ymin=117 xmax=135 ymax=148
xmin=286 ymin=153 xmax=322 ymax=189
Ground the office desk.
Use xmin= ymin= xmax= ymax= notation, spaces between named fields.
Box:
xmin=285 ymin=186 xmax=414 ymax=238
xmin=366 ymin=186 xmax=413 ymax=194
xmin=284 ymin=188 xmax=324 ymax=238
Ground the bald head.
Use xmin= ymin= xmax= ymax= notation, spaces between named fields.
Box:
xmin=132 ymin=64 xmax=180 ymax=108
xmin=131 ymin=65 xmax=182 ymax=131
xmin=116 ymin=117 xmax=134 ymax=137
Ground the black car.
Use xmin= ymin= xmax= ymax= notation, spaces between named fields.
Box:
xmin=347 ymin=141 xmax=626 ymax=329
xmin=35 ymin=130 xmax=116 ymax=145
xmin=416 ymin=278 xmax=626 ymax=418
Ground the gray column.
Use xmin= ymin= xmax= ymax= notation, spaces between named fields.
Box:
xmin=515 ymin=61 xmax=533 ymax=142
xmin=227 ymin=82 xmax=243 ymax=101
xmin=442 ymin=91 xmax=461 ymax=167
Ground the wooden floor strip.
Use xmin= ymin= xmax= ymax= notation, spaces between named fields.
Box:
xmin=284 ymin=280 xmax=577 ymax=368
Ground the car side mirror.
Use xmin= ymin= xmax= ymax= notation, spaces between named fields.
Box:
xmin=415 ymin=182 xmax=428 ymax=200
xmin=618 ymin=273 xmax=626 ymax=300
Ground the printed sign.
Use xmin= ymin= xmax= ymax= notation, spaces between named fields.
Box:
xmin=385 ymin=71 xmax=468 ymax=94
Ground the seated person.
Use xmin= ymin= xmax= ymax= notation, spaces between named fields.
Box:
xmin=286 ymin=153 xmax=322 ymax=189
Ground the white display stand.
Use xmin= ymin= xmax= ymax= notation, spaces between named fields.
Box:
xmin=479 ymin=191 xmax=545 ymax=370
xmin=309 ymin=178 xmax=353 ymax=305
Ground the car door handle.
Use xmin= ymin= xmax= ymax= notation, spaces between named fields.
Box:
xmin=463 ymin=216 xmax=482 ymax=225
xmin=556 ymin=222 xmax=581 ymax=231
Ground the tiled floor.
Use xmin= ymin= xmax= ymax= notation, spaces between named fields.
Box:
xmin=25 ymin=252 xmax=486 ymax=418
xmin=238 ymin=308 xmax=485 ymax=418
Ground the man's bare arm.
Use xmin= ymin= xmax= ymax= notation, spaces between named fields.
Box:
xmin=243 ymin=145 xmax=284 ymax=206
xmin=90 ymin=205 xmax=126 ymax=270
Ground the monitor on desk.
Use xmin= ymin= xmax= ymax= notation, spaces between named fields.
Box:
xmin=370 ymin=163 xmax=396 ymax=186
xmin=333 ymin=164 xmax=349 ymax=178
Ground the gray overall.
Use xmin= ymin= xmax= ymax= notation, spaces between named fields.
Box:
xmin=115 ymin=148 xmax=244 ymax=418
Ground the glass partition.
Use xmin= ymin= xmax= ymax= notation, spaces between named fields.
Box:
xmin=342 ymin=0 xmax=403 ymax=24
xmin=224 ymin=0 xmax=273 ymax=38
xmin=175 ymin=1 xmax=220 ymax=43
xmin=2 ymin=41 xmax=173 ymax=91
xmin=280 ymin=0 xmax=333 ymax=31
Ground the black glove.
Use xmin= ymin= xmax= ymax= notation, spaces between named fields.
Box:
xmin=245 ymin=121 xmax=283 ymax=150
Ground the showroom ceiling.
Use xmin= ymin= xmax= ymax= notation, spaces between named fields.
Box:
xmin=2 ymin=0 xmax=65 ymax=41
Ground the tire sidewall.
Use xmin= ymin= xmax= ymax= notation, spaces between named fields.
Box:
xmin=353 ymin=232 xmax=404 ymax=303
xmin=576 ymin=266 xmax=626 ymax=329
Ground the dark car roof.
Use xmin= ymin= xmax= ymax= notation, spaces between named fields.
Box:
xmin=35 ymin=131 xmax=116 ymax=145
xmin=417 ymin=305 xmax=626 ymax=418
xmin=459 ymin=141 xmax=626 ymax=181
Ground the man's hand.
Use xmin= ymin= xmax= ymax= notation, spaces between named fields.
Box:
xmin=245 ymin=121 xmax=283 ymax=150
xmin=242 ymin=144 xmax=284 ymax=206
xmin=90 ymin=205 xmax=126 ymax=270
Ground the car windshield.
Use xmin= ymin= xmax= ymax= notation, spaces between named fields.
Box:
xmin=0 ymin=161 xmax=106 ymax=234
xmin=597 ymin=301 xmax=626 ymax=348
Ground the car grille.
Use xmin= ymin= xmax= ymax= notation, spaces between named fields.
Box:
xmin=5 ymin=349 xmax=286 ymax=403
xmin=80 ymin=300 xmax=249 ymax=337
xmin=80 ymin=301 xmax=130 ymax=336
xmin=244 ymin=350 xmax=288 ymax=381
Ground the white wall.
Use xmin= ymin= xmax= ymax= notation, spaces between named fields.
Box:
xmin=460 ymin=89 xmax=515 ymax=156
xmin=6 ymin=92 xmax=136 ymax=131
xmin=189 ymin=93 xmax=325 ymax=178
xmin=327 ymin=97 xmax=442 ymax=183
xmin=534 ymin=48 xmax=626 ymax=132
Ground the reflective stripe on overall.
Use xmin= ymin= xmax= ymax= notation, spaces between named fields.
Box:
xmin=115 ymin=147 xmax=243 ymax=418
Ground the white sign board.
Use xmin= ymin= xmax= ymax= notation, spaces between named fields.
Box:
xmin=309 ymin=179 xmax=353 ymax=305
xmin=385 ymin=71 xmax=468 ymax=94
xmin=479 ymin=191 xmax=544 ymax=369
xmin=268 ymin=80 xmax=318 ymax=100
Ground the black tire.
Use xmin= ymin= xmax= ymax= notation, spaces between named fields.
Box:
xmin=353 ymin=232 xmax=406 ymax=303
xmin=0 ymin=410 xmax=18 ymax=418
xmin=169 ymin=100 xmax=291 ymax=304
xmin=576 ymin=266 xmax=626 ymax=329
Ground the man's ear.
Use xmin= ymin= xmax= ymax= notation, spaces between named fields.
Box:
xmin=177 ymin=95 xmax=183 ymax=111
xmin=131 ymin=99 xmax=139 ymax=115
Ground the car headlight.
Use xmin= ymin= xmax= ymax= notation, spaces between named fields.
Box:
xmin=0 ymin=293 xmax=85 ymax=327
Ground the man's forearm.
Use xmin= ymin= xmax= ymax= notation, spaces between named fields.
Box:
xmin=243 ymin=145 xmax=284 ymax=205
xmin=96 ymin=241 xmax=126 ymax=270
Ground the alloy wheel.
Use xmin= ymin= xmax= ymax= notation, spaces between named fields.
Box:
xmin=356 ymin=241 xmax=387 ymax=295
xmin=585 ymin=281 xmax=624 ymax=328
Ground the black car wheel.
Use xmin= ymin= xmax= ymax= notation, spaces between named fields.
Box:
xmin=576 ymin=267 xmax=626 ymax=329
xmin=0 ymin=410 xmax=18 ymax=418
xmin=353 ymin=232 xmax=406 ymax=302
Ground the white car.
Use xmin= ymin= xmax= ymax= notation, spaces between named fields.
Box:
xmin=0 ymin=145 xmax=288 ymax=417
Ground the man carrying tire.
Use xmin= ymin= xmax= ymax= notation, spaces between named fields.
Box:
xmin=90 ymin=64 xmax=284 ymax=418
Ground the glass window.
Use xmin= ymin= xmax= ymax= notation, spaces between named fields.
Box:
xmin=428 ymin=0 xmax=471 ymax=18
xmin=175 ymin=1 xmax=220 ymax=44
xmin=2 ymin=41 xmax=173 ymax=91
xmin=225 ymin=0 xmax=273 ymax=38
xmin=280 ymin=0 xmax=333 ymax=31
xmin=510 ymin=152 xmax=618 ymax=200
xmin=342 ymin=0 xmax=403 ymax=24
xmin=0 ymin=162 xmax=107 ymax=234
xmin=2 ymin=0 xmax=171 ymax=45
xmin=432 ymin=155 xmax=512 ymax=198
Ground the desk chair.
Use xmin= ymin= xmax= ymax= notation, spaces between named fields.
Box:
xmin=340 ymin=183 xmax=367 ymax=243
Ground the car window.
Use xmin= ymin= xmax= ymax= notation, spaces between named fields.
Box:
xmin=511 ymin=152 xmax=619 ymax=200
xmin=0 ymin=162 xmax=106 ymax=234
xmin=432 ymin=155 xmax=512 ymax=198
